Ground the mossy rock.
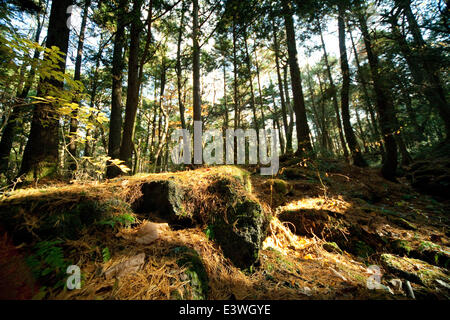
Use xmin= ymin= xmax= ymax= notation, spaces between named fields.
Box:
xmin=131 ymin=180 xmax=190 ymax=225
xmin=171 ymin=246 xmax=208 ymax=300
xmin=323 ymin=242 xmax=343 ymax=255
xmin=263 ymin=179 xmax=291 ymax=195
xmin=208 ymin=177 xmax=268 ymax=269
xmin=0 ymin=197 xmax=130 ymax=242
xmin=380 ymin=254 xmax=450 ymax=288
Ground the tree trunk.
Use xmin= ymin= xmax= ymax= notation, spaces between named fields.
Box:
xmin=282 ymin=0 xmax=312 ymax=156
xmin=318 ymin=20 xmax=349 ymax=159
xmin=358 ymin=11 xmax=398 ymax=181
xmin=68 ymin=0 xmax=90 ymax=172
xmin=119 ymin=0 xmax=143 ymax=170
xmin=273 ymin=20 xmax=291 ymax=153
xmin=0 ymin=5 xmax=46 ymax=176
xmin=338 ymin=5 xmax=367 ymax=167
xmin=106 ymin=0 xmax=127 ymax=178
xmin=18 ymin=0 xmax=73 ymax=179
xmin=176 ymin=0 xmax=187 ymax=129
xmin=283 ymin=64 xmax=295 ymax=147
xmin=243 ymin=27 xmax=260 ymax=149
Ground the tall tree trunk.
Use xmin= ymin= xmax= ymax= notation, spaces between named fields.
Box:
xmin=192 ymin=0 xmax=201 ymax=124
xmin=318 ymin=20 xmax=349 ymax=159
xmin=18 ymin=0 xmax=73 ymax=179
xmin=338 ymin=5 xmax=367 ymax=167
xmin=176 ymin=0 xmax=186 ymax=129
xmin=305 ymin=69 xmax=324 ymax=150
xmin=253 ymin=43 xmax=266 ymax=132
xmin=223 ymin=62 xmax=229 ymax=129
xmin=232 ymin=17 xmax=239 ymax=131
xmin=358 ymin=11 xmax=398 ymax=181
xmin=316 ymin=72 xmax=334 ymax=153
xmin=68 ymin=0 xmax=90 ymax=172
xmin=273 ymin=20 xmax=292 ymax=153
xmin=0 ymin=3 xmax=47 ymax=175
xmin=243 ymin=27 xmax=260 ymax=149
xmin=106 ymin=0 xmax=127 ymax=178
xmin=283 ymin=64 xmax=294 ymax=146
xmin=270 ymin=86 xmax=285 ymax=154
xmin=282 ymin=0 xmax=312 ymax=156
xmin=192 ymin=0 xmax=202 ymax=165
xmin=119 ymin=0 xmax=143 ymax=169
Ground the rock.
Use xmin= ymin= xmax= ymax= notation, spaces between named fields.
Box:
xmin=171 ymin=246 xmax=208 ymax=300
xmin=132 ymin=180 xmax=188 ymax=224
xmin=104 ymin=253 xmax=146 ymax=280
xmin=323 ymin=242 xmax=343 ymax=255
xmin=207 ymin=177 xmax=268 ymax=269
xmin=262 ymin=179 xmax=291 ymax=195
xmin=406 ymin=159 xmax=450 ymax=199
xmin=0 ymin=197 xmax=134 ymax=242
xmin=380 ymin=254 xmax=449 ymax=287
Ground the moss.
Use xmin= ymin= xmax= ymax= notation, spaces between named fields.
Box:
xmin=264 ymin=179 xmax=291 ymax=195
xmin=323 ymin=242 xmax=343 ymax=255
xmin=208 ymin=176 xmax=268 ymax=269
xmin=380 ymin=254 xmax=449 ymax=287
xmin=172 ymin=246 xmax=209 ymax=300
xmin=0 ymin=196 xmax=133 ymax=242
xmin=216 ymin=166 xmax=252 ymax=192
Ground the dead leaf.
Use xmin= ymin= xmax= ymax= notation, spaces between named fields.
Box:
xmin=104 ymin=253 xmax=145 ymax=280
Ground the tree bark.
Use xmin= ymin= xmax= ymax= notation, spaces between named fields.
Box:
xmin=18 ymin=0 xmax=73 ymax=179
xmin=273 ymin=20 xmax=292 ymax=153
xmin=176 ymin=0 xmax=187 ymax=129
xmin=68 ymin=0 xmax=90 ymax=172
xmin=282 ymin=0 xmax=312 ymax=156
xmin=119 ymin=0 xmax=143 ymax=169
xmin=0 ymin=4 xmax=47 ymax=176
xmin=338 ymin=5 xmax=367 ymax=167
xmin=106 ymin=0 xmax=127 ymax=178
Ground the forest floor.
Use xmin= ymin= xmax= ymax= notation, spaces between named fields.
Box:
xmin=0 ymin=157 xmax=449 ymax=300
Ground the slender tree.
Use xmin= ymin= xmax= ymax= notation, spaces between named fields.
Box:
xmin=281 ymin=0 xmax=312 ymax=155
xmin=337 ymin=3 xmax=367 ymax=167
